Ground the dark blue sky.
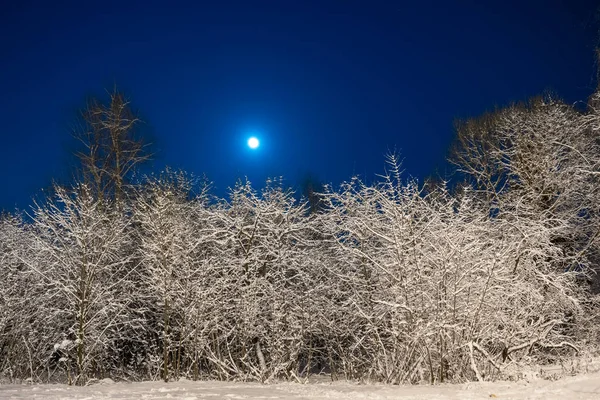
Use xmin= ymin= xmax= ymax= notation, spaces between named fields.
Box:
xmin=1 ymin=0 xmax=598 ymax=210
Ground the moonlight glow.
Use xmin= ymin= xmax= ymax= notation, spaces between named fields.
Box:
xmin=247 ymin=137 xmax=260 ymax=149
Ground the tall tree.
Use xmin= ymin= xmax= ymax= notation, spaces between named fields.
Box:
xmin=74 ymin=89 xmax=152 ymax=205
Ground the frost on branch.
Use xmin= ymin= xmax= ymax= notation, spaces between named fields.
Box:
xmin=318 ymin=163 xmax=585 ymax=383
xmin=1 ymin=88 xmax=600 ymax=385
xmin=15 ymin=185 xmax=134 ymax=385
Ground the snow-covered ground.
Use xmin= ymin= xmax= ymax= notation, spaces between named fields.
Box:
xmin=2 ymin=373 xmax=600 ymax=400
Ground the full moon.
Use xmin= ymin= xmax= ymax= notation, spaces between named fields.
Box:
xmin=247 ymin=137 xmax=260 ymax=149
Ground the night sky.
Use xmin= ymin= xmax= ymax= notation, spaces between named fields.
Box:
xmin=1 ymin=0 xmax=598 ymax=210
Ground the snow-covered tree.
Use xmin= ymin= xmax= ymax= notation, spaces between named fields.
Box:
xmin=197 ymin=178 xmax=319 ymax=381
xmin=0 ymin=213 xmax=44 ymax=382
xmin=451 ymin=92 xmax=600 ymax=290
xmin=133 ymin=170 xmax=200 ymax=381
xmin=25 ymin=185 xmax=135 ymax=385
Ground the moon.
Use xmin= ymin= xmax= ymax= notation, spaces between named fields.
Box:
xmin=247 ymin=137 xmax=260 ymax=149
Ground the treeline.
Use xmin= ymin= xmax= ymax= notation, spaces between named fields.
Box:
xmin=0 ymin=88 xmax=599 ymax=385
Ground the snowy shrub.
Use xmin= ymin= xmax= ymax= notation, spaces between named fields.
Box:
xmin=1 ymin=88 xmax=599 ymax=385
xmin=0 ymin=214 xmax=42 ymax=382
xmin=319 ymin=158 xmax=585 ymax=383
